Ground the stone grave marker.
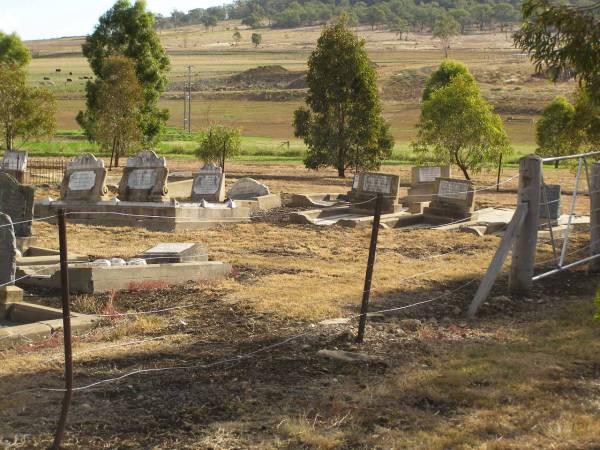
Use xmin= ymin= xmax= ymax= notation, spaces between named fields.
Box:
xmin=1 ymin=150 xmax=27 ymax=182
xmin=349 ymin=172 xmax=401 ymax=214
xmin=406 ymin=165 xmax=451 ymax=205
xmin=227 ymin=178 xmax=270 ymax=199
xmin=0 ymin=173 xmax=35 ymax=237
xmin=138 ymin=243 xmax=209 ymax=264
xmin=60 ymin=153 xmax=109 ymax=202
xmin=539 ymin=184 xmax=561 ymax=220
xmin=0 ymin=213 xmax=16 ymax=286
xmin=118 ymin=150 xmax=169 ymax=202
xmin=191 ymin=163 xmax=225 ymax=202
xmin=423 ymin=177 xmax=477 ymax=222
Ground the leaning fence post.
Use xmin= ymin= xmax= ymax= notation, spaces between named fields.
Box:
xmin=509 ymin=154 xmax=542 ymax=293
xmin=590 ymin=162 xmax=600 ymax=272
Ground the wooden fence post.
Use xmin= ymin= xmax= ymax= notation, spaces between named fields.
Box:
xmin=590 ymin=162 xmax=600 ymax=272
xmin=509 ymin=154 xmax=542 ymax=293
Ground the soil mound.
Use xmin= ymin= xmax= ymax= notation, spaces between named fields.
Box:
xmin=228 ymin=65 xmax=306 ymax=89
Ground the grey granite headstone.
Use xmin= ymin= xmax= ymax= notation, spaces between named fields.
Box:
xmin=118 ymin=150 xmax=169 ymax=202
xmin=348 ymin=172 xmax=401 ymax=214
xmin=1 ymin=150 xmax=27 ymax=171
xmin=191 ymin=163 xmax=225 ymax=202
xmin=138 ymin=242 xmax=209 ymax=264
xmin=0 ymin=173 xmax=35 ymax=237
xmin=60 ymin=153 xmax=109 ymax=202
xmin=423 ymin=177 xmax=477 ymax=222
xmin=0 ymin=213 xmax=16 ymax=286
xmin=540 ymin=184 xmax=561 ymax=220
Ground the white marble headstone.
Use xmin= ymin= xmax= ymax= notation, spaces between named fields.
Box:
xmin=128 ymin=169 xmax=158 ymax=190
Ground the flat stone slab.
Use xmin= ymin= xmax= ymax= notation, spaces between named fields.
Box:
xmin=139 ymin=243 xmax=208 ymax=264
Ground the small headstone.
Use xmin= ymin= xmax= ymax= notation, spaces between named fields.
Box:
xmin=349 ymin=172 xmax=401 ymax=214
xmin=1 ymin=150 xmax=27 ymax=182
xmin=539 ymin=184 xmax=561 ymax=220
xmin=423 ymin=177 xmax=477 ymax=223
xmin=118 ymin=150 xmax=169 ymax=202
xmin=0 ymin=213 xmax=17 ymax=286
xmin=0 ymin=173 xmax=35 ymax=237
xmin=406 ymin=165 xmax=451 ymax=204
xmin=60 ymin=153 xmax=109 ymax=202
xmin=138 ymin=243 xmax=209 ymax=264
xmin=227 ymin=178 xmax=270 ymax=200
xmin=191 ymin=163 xmax=225 ymax=202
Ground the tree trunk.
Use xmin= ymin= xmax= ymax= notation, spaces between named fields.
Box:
xmin=459 ymin=163 xmax=470 ymax=180
xmin=554 ymin=160 xmax=559 ymax=169
xmin=5 ymin=132 xmax=12 ymax=151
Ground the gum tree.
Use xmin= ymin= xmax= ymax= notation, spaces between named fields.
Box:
xmin=293 ymin=16 xmax=393 ymax=177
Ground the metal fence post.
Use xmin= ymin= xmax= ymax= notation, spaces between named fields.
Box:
xmin=590 ymin=162 xmax=600 ymax=272
xmin=509 ymin=154 xmax=542 ymax=293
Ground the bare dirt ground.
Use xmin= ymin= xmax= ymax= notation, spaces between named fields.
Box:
xmin=3 ymin=163 xmax=600 ymax=448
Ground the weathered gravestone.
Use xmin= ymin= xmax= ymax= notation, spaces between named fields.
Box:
xmin=423 ymin=177 xmax=477 ymax=223
xmin=0 ymin=213 xmax=16 ymax=286
xmin=349 ymin=172 xmax=401 ymax=214
xmin=1 ymin=150 xmax=28 ymax=182
xmin=539 ymin=184 xmax=561 ymax=221
xmin=227 ymin=178 xmax=270 ymax=199
xmin=0 ymin=173 xmax=35 ymax=237
xmin=118 ymin=150 xmax=169 ymax=202
xmin=60 ymin=153 xmax=109 ymax=202
xmin=191 ymin=163 xmax=225 ymax=202
xmin=406 ymin=165 xmax=451 ymax=204
xmin=138 ymin=243 xmax=209 ymax=264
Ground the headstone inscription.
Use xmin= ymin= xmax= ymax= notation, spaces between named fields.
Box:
xmin=60 ymin=153 xmax=109 ymax=202
xmin=0 ymin=173 xmax=35 ymax=237
xmin=227 ymin=178 xmax=270 ymax=200
xmin=349 ymin=172 xmax=401 ymax=214
xmin=539 ymin=184 xmax=561 ymax=220
xmin=0 ymin=213 xmax=17 ymax=286
xmin=138 ymin=242 xmax=209 ymax=264
xmin=191 ymin=163 xmax=225 ymax=202
xmin=117 ymin=150 xmax=169 ymax=202
xmin=406 ymin=165 xmax=451 ymax=204
xmin=423 ymin=177 xmax=477 ymax=222
xmin=1 ymin=150 xmax=28 ymax=182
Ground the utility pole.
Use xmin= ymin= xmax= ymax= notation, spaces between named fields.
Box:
xmin=187 ymin=65 xmax=192 ymax=133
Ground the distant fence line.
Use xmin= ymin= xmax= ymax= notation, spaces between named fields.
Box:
xmin=23 ymin=157 xmax=67 ymax=185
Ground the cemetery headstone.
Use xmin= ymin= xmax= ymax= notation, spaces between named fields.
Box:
xmin=406 ymin=165 xmax=451 ymax=204
xmin=191 ymin=163 xmax=225 ymax=202
xmin=60 ymin=153 xmax=109 ymax=202
xmin=0 ymin=150 xmax=28 ymax=183
xmin=539 ymin=184 xmax=561 ymax=220
xmin=0 ymin=173 xmax=35 ymax=237
xmin=0 ymin=213 xmax=16 ymax=286
xmin=227 ymin=178 xmax=270 ymax=200
xmin=423 ymin=177 xmax=477 ymax=222
xmin=118 ymin=150 xmax=169 ymax=202
xmin=138 ymin=243 xmax=209 ymax=264
xmin=349 ymin=172 xmax=401 ymax=214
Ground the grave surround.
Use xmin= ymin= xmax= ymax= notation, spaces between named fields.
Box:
xmin=0 ymin=173 xmax=35 ymax=237
xmin=191 ymin=163 xmax=225 ymax=202
xmin=118 ymin=150 xmax=169 ymax=202
xmin=60 ymin=153 xmax=109 ymax=202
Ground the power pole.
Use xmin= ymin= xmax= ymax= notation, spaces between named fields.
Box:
xmin=187 ymin=65 xmax=192 ymax=133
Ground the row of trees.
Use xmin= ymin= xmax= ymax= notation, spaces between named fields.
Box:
xmin=156 ymin=0 xmax=525 ymax=34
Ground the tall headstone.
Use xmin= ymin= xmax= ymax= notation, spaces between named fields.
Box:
xmin=1 ymin=150 xmax=28 ymax=183
xmin=0 ymin=173 xmax=35 ymax=237
xmin=227 ymin=178 xmax=270 ymax=200
xmin=349 ymin=172 xmax=401 ymax=214
xmin=0 ymin=213 xmax=17 ymax=286
xmin=118 ymin=150 xmax=169 ymax=202
xmin=539 ymin=184 xmax=561 ymax=220
xmin=423 ymin=177 xmax=477 ymax=223
xmin=191 ymin=163 xmax=225 ymax=202
xmin=60 ymin=153 xmax=109 ymax=202
xmin=406 ymin=165 xmax=451 ymax=204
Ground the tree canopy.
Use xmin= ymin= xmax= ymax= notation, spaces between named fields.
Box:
xmin=432 ymin=16 xmax=460 ymax=58
xmin=0 ymin=65 xmax=56 ymax=150
xmin=77 ymin=0 xmax=170 ymax=144
xmin=535 ymin=96 xmax=581 ymax=167
xmin=422 ymin=59 xmax=475 ymax=102
xmin=293 ymin=17 xmax=394 ymax=177
xmin=195 ymin=125 xmax=241 ymax=173
xmin=0 ymin=32 xmax=30 ymax=68
xmin=413 ymin=67 xmax=511 ymax=180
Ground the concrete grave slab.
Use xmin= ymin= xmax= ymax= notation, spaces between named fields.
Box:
xmin=0 ymin=173 xmax=35 ymax=237
xmin=139 ymin=243 xmax=209 ymax=264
